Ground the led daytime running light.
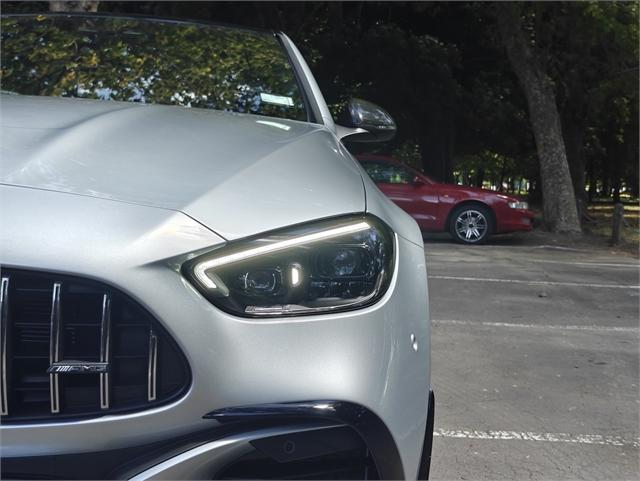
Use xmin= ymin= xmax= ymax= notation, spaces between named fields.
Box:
xmin=194 ymin=221 xmax=371 ymax=289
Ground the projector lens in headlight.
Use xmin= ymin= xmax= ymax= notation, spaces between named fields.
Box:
xmin=182 ymin=215 xmax=395 ymax=317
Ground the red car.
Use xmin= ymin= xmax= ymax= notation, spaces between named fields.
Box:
xmin=357 ymin=154 xmax=534 ymax=244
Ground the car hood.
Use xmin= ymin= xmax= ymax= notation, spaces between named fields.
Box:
xmin=1 ymin=95 xmax=365 ymax=240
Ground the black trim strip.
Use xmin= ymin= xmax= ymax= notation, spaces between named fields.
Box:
xmin=418 ymin=390 xmax=435 ymax=480
xmin=204 ymin=400 xmax=404 ymax=480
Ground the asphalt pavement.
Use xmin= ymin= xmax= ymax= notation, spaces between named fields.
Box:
xmin=425 ymin=233 xmax=640 ymax=480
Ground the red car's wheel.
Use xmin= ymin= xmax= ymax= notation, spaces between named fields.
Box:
xmin=449 ymin=204 xmax=493 ymax=244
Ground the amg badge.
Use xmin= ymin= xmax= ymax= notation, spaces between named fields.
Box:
xmin=47 ymin=361 xmax=109 ymax=374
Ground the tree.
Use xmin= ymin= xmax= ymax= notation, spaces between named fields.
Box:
xmin=3 ymin=1 xmax=636 ymax=208
xmin=49 ymin=1 xmax=99 ymax=12
xmin=495 ymin=3 xmax=581 ymax=233
xmin=534 ymin=2 xmax=639 ymax=212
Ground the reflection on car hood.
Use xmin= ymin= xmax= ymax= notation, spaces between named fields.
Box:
xmin=1 ymin=95 xmax=365 ymax=240
xmin=438 ymin=182 xmax=519 ymax=200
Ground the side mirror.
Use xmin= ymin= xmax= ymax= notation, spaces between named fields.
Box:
xmin=337 ymin=98 xmax=397 ymax=143
xmin=413 ymin=176 xmax=425 ymax=186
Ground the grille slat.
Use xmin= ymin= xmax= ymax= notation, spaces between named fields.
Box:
xmin=99 ymin=293 xmax=111 ymax=410
xmin=0 ymin=269 xmax=190 ymax=423
xmin=49 ymin=282 xmax=62 ymax=414
xmin=147 ymin=328 xmax=158 ymax=402
xmin=1 ymin=276 xmax=9 ymax=416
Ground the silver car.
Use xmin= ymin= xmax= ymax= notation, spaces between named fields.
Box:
xmin=0 ymin=14 xmax=433 ymax=480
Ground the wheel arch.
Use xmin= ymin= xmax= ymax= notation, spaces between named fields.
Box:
xmin=445 ymin=200 xmax=496 ymax=232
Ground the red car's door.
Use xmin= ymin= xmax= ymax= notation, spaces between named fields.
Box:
xmin=361 ymin=160 xmax=440 ymax=231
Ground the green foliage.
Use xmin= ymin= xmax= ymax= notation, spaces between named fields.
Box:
xmin=1 ymin=1 xmax=637 ymax=201
xmin=1 ymin=15 xmax=307 ymax=121
xmin=392 ymin=140 xmax=423 ymax=172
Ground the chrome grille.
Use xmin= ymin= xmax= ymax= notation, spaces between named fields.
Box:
xmin=0 ymin=268 xmax=190 ymax=422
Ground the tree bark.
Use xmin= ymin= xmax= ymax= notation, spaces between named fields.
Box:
xmin=587 ymin=157 xmax=597 ymax=202
xmin=563 ymin=117 xmax=590 ymax=219
xmin=612 ymin=141 xmax=622 ymax=203
xmin=476 ymin=167 xmax=485 ymax=188
xmin=420 ymin=105 xmax=455 ymax=182
xmin=498 ymin=158 xmax=507 ymax=191
xmin=602 ymin=174 xmax=610 ymax=198
xmin=495 ymin=4 xmax=581 ymax=233
xmin=49 ymin=1 xmax=99 ymax=12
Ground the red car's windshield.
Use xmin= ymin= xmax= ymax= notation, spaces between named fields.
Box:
xmin=359 ymin=156 xmax=438 ymax=184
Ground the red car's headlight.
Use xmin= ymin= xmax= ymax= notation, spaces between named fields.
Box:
xmin=508 ymin=201 xmax=529 ymax=210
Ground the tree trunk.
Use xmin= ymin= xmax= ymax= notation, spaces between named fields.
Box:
xmin=563 ymin=119 xmax=587 ymax=203
xmin=495 ymin=4 xmax=581 ymax=233
xmin=420 ymin=103 xmax=454 ymax=182
xmin=626 ymin=130 xmax=640 ymax=198
xmin=563 ymin=118 xmax=591 ymax=220
xmin=587 ymin=157 xmax=597 ymax=202
xmin=498 ymin=158 xmax=507 ymax=191
xmin=602 ymin=174 xmax=610 ymax=198
xmin=476 ymin=167 xmax=485 ymax=188
xmin=612 ymin=140 xmax=622 ymax=203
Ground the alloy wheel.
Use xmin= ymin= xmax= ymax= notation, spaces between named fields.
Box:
xmin=454 ymin=209 xmax=488 ymax=242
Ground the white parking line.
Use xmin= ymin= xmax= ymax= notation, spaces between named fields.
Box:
xmin=428 ymin=275 xmax=640 ymax=289
xmin=528 ymin=258 xmax=640 ymax=269
xmin=427 ymin=256 xmax=640 ymax=269
xmin=434 ymin=429 xmax=640 ymax=448
xmin=432 ymin=319 xmax=639 ymax=333
xmin=534 ymin=245 xmax=589 ymax=252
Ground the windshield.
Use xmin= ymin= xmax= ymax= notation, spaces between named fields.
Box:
xmin=0 ymin=15 xmax=308 ymax=122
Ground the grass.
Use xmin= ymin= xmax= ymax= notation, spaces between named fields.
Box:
xmin=524 ymin=202 xmax=640 ymax=257
xmin=584 ymin=202 xmax=639 ymax=253
xmin=585 ymin=204 xmax=640 ymax=240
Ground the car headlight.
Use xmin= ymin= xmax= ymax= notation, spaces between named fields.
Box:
xmin=182 ymin=215 xmax=395 ymax=317
xmin=508 ymin=201 xmax=529 ymax=210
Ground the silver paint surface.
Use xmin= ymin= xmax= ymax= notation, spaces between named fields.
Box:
xmin=1 ymin=185 xmax=429 ymax=477
xmin=1 ymin=94 xmax=364 ymax=241
xmin=0 ymin=32 xmax=430 ymax=479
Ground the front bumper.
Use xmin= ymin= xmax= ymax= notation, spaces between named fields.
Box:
xmin=0 ymin=185 xmax=431 ymax=479
xmin=3 ymin=394 xmax=436 ymax=479
xmin=496 ymin=209 xmax=535 ymax=233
